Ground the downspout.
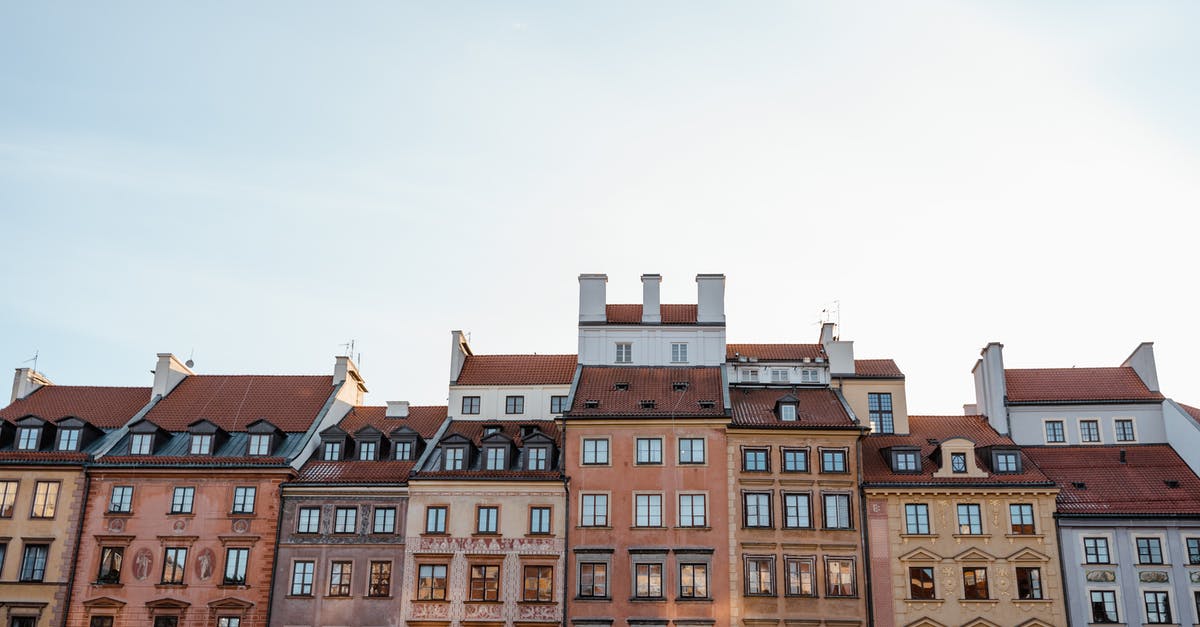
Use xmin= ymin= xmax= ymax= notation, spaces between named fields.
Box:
xmin=856 ymin=428 xmax=874 ymax=627
xmin=61 ymin=463 xmax=91 ymax=627
xmin=264 ymin=466 xmax=293 ymax=627
xmin=560 ymin=364 xmax=581 ymax=627
xmin=1052 ymin=510 xmax=1070 ymax=624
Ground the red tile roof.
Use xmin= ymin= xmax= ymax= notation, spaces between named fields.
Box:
xmin=862 ymin=415 xmax=1051 ymax=485
xmin=1004 ymin=367 xmax=1163 ymax=403
xmin=0 ymin=451 xmax=89 ymax=464
xmin=338 ymin=405 xmax=446 ymax=438
xmin=455 ymin=355 xmax=576 ymax=386
xmin=100 ymin=455 xmax=290 ymax=467
xmin=1025 ymin=445 xmax=1200 ymax=516
xmin=0 ymin=386 xmax=150 ymax=428
xmin=142 ymin=375 xmax=333 ymax=432
xmin=730 ymin=388 xmax=856 ymax=429
xmin=570 ymin=367 xmax=726 ymax=417
xmin=852 ymin=359 xmax=904 ymax=378
xmin=298 ymin=460 xmax=417 ymax=484
xmin=413 ymin=419 xmax=562 ymax=481
xmin=726 ymin=344 xmax=825 ymax=361
xmin=605 ymin=304 xmax=698 ymax=325
xmin=441 ymin=419 xmax=559 ymax=447
xmin=1180 ymin=403 xmax=1200 ymax=425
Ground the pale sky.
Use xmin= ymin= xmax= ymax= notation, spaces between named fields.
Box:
xmin=3 ymin=1 xmax=1199 ymax=414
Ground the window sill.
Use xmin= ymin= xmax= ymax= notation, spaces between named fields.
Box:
xmin=630 ymin=526 xmax=667 ymax=531
xmin=412 ymin=599 xmax=450 ymax=604
xmin=903 ymin=598 xmax=944 ymax=603
xmin=958 ymin=598 xmax=999 ymax=604
xmin=900 ymin=533 xmax=936 ymax=539
xmin=674 ymin=597 xmax=712 ymax=603
xmin=104 ymin=511 xmax=134 ymax=517
xmin=1135 ymin=562 xmax=1170 ymax=567
xmin=471 ymin=532 xmax=501 ymax=537
xmin=155 ymin=583 xmax=187 ymax=589
xmin=821 ymin=527 xmax=855 ymax=532
xmin=1013 ymin=598 xmax=1053 ymax=604
xmin=574 ymin=596 xmax=612 ymax=602
xmin=524 ymin=533 xmax=555 ymax=538
xmin=91 ymin=582 xmax=123 ymax=588
xmin=217 ymin=584 xmax=250 ymax=590
xmin=629 ymin=597 xmax=666 ymax=603
xmin=1006 ymin=533 xmax=1044 ymax=539
xmin=517 ymin=600 xmax=556 ymax=605
xmin=420 ymin=532 xmax=449 ymax=537
xmin=284 ymin=595 xmax=314 ymax=600
xmin=325 ymin=595 xmax=353 ymax=599
xmin=229 ymin=512 xmax=256 ymax=518
xmin=741 ymin=526 xmax=775 ymax=531
xmin=673 ymin=526 xmax=711 ymax=531
xmin=577 ymin=526 xmax=613 ymax=531
xmin=166 ymin=512 xmax=195 ymax=517
xmin=952 ymin=533 xmax=986 ymax=539
xmin=365 ymin=594 xmax=393 ymax=600
xmin=465 ymin=599 xmax=503 ymax=604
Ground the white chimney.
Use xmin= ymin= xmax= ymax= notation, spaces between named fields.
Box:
xmin=1122 ymin=342 xmax=1159 ymax=392
xmin=827 ymin=340 xmax=855 ymax=376
xmin=152 ymin=353 xmax=194 ymax=399
xmin=386 ymin=401 xmax=410 ymax=418
xmin=641 ymin=274 xmax=662 ymax=324
xmin=974 ymin=342 xmax=1008 ymax=434
xmin=819 ymin=322 xmax=837 ymax=346
xmin=695 ymin=274 xmax=725 ymax=325
xmin=579 ymin=274 xmax=608 ymax=323
xmin=333 ymin=355 xmax=368 ymax=405
xmin=963 ymin=403 xmax=979 ymax=415
xmin=449 ymin=330 xmax=472 ymax=382
xmin=11 ymin=368 xmax=52 ymax=403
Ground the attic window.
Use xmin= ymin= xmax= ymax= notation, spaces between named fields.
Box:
xmin=16 ymin=427 xmax=40 ymax=451
xmin=698 ymin=400 xmax=716 ymax=409
xmin=57 ymin=428 xmax=81 ymax=452
xmin=672 ymin=382 xmax=689 ymax=392
xmin=640 ymin=400 xmax=656 ymax=409
xmin=779 ymin=404 xmax=798 ymax=422
xmin=892 ymin=450 xmax=920 ymax=473
xmin=584 ymin=399 xmax=600 ymax=409
xmin=521 ymin=425 xmax=537 ymax=437
xmin=190 ymin=434 xmax=213 ymax=455
xmin=1165 ymin=480 xmax=1181 ymax=489
xmin=484 ymin=426 xmax=500 ymax=436
xmin=614 ymin=382 xmax=630 ymax=391
xmin=1071 ymin=481 xmax=1087 ymax=490
xmin=130 ymin=433 xmax=153 ymax=455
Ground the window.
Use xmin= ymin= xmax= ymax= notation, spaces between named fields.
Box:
xmin=635 ymin=494 xmax=662 ymax=527
xmin=358 ymin=441 xmax=377 ymax=460
xmin=30 ymin=481 xmax=58 ymax=518
xmin=1080 ymin=419 xmax=1100 ymax=443
xmin=1137 ymin=537 xmax=1164 ymax=564
xmin=486 ymin=447 xmax=506 ymax=470
xmin=477 ymin=506 xmax=499 ymax=533
xmin=823 ymin=494 xmax=851 ymax=529
xmin=743 ymin=448 xmax=768 ymax=472
xmin=231 ymin=487 xmax=255 ymax=514
xmin=962 ymin=567 xmax=988 ymax=599
xmin=994 ymin=451 xmax=1019 ymax=473
xmin=530 ymin=507 xmax=551 ymax=534
xmin=783 ymin=493 xmax=810 ymax=529
xmin=678 ymin=438 xmax=705 ymax=464
xmin=1045 ymin=420 xmax=1065 ymax=443
xmin=1016 ymin=567 xmax=1043 ymax=600
xmin=909 ymin=566 xmax=934 ymax=599
xmin=582 ymin=439 xmax=609 ymax=465
xmin=506 ymin=395 xmax=525 ymax=414
xmin=950 ymin=452 xmax=967 ymax=473
xmin=636 ymin=438 xmax=662 ymax=464
xmin=671 ymin=342 xmax=688 ymax=363
xmin=328 ymin=561 xmax=352 ymax=596
xmin=97 ymin=546 xmax=123 ymax=584
xmin=1091 ymin=590 xmax=1119 ymax=623
xmin=58 ymin=428 xmax=80 ymax=451
xmin=581 ymin=494 xmax=608 ymax=526
xmin=785 ymin=557 xmax=815 ymax=596
xmin=1007 ymin=503 xmax=1035 ymax=535
xmin=779 ymin=404 xmax=797 ymax=421
xmin=19 ymin=544 xmax=47 ymax=581
xmin=551 ymin=395 xmax=568 ymax=414
xmin=109 ymin=486 xmax=133 ymax=513
xmin=634 ymin=563 xmax=663 ymax=598
xmin=957 ymin=504 xmax=983 ymax=534
xmin=152 ymin=619 xmax=177 ymax=627
xmin=462 ymin=396 xmax=480 ymax=414
xmin=223 ymin=547 xmax=248 ymax=585
xmin=1145 ymin=591 xmax=1172 ymax=624
xmin=190 ymin=434 xmax=212 ymax=455
xmin=744 ymin=492 xmax=771 ymax=528
xmin=162 ymin=547 xmax=186 ymax=584
xmin=1084 ymin=537 xmax=1110 ymax=563
xmin=443 ymin=446 xmax=464 ymax=470
xmin=373 ymin=507 xmax=396 ymax=534
xmin=868 ymin=392 xmax=894 ymax=433
xmin=893 ymin=451 xmax=919 ymax=472
xmin=130 ymin=433 xmax=152 ymax=455
xmin=291 ymin=561 xmax=314 ymax=595
xmin=615 ymin=342 xmax=632 ymax=363
xmin=783 ymin=448 xmax=808 ymax=472
xmin=904 ymin=504 xmax=930 ymax=534
xmin=323 ymin=441 xmax=341 ymax=460
xmin=1116 ymin=419 xmax=1136 ymax=442
xmin=821 ymin=449 xmax=847 ymax=473
xmin=679 ymin=563 xmax=708 ymax=598
xmin=90 ymin=618 xmax=114 ymax=627
xmin=418 ymin=564 xmax=448 ymax=600
xmin=825 ymin=558 xmax=855 ymax=596
xmin=1188 ymin=538 xmax=1200 ymax=565
xmin=16 ymin=427 xmax=39 ymax=450
xmin=801 ymin=368 xmax=820 ymax=383
xmin=745 ymin=557 xmax=774 ymax=595
xmin=170 ymin=487 xmax=194 ymax=514
xmin=526 ymin=446 xmax=548 ymax=470
xmin=0 ymin=481 xmax=16 ymax=517
xmin=248 ymin=434 xmax=271 ymax=455
xmin=394 ymin=441 xmax=412 ymax=460
xmin=679 ymin=494 xmax=706 ymax=527
xmin=297 ymin=507 xmax=320 ymax=533
xmin=524 ymin=565 xmax=553 ymax=601
xmin=368 ymin=561 xmax=391 ymax=597
xmin=425 ymin=506 xmax=448 ymax=533
xmin=579 ymin=562 xmax=608 ymax=598
xmin=217 ymin=619 xmax=240 ymax=627
xmin=332 ymin=507 xmax=357 ymax=533
xmin=744 ymin=369 xmax=759 ymax=382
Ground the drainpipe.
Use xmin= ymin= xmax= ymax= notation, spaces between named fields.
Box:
xmin=264 ymin=470 xmax=291 ymax=627
xmin=856 ymin=428 xmax=875 ymax=627
xmin=61 ymin=467 xmax=91 ymax=627
xmin=559 ymin=412 xmax=570 ymax=627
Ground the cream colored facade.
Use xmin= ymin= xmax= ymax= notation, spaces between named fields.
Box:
xmin=835 ymin=378 xmax=909 ymax=435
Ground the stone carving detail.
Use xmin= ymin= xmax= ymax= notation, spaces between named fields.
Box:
xmin=232 ymin=519 xmax=249 ymax=534
xmin=172 ymin=519 xmax=186 ymax=533
xmin=1139 ymin=570 xmax=1169 ymax=583
xmin=132 ymin=548 xmax=154 ymax=581
xmin=1086 ymin=570 xmax=1116 ymax=582
xmin=520 ymin=604 xmax=560 ymax=620
xmin=410 ymin=602 xmax=449 ymax=619
xmin=107 ymin=518 xmax=124 ymax=533
xmin=1190 ymin=570 xmax=1200 ymax=584
xmin=196 ymin=548 xmax=216 ymax=581
xmin=464 ymin=603 xmax=503 ymax=619
xmin=415 ymin=536 xmax=560 ymax=554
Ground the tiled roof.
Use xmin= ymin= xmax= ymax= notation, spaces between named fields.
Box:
xmin=729 ymin=388 xmax=856 ymax=429
xmin=1004 ymin=367 xmax=1163 ymax=403
xmin=441 ymin=419 xmax=559 ymax=448
xmin=298 ymin=460 xmax=417 ymax=484
xmin=338 ymin=405 xmax=446 ymax=438
xmin=455 ymin=355 xmax=576 ymax=386
xmin=99 ymin=455 xmax=290 ymax=467
xmin=0 ymin=451 xmax=89 ymax=464
xmin=569 ymin=367 xmax=726 ymax=417
xmin=862 ymin=415 xmax=1051 ymax=486
xmin=852 ymin=359 xmax=904 ymax=378
xmin=726 ymin=344 xmax=825 ymax=361
xmin=1025 ymin=445 xmax=1200 ymax=516
xmin=1180 ymin=403 xmax=1200 ymax=425
xmin=0 ymin=386 xmax=150 ymax=428
xmin=605 ymin=304 xmax=698 ymax=325
xmin=143 ymin=375 xmax=334 ymax=431
xmin=413 ymin=419 xmax=562 ymax=481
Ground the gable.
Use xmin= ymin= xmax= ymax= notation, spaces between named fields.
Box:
xmin=951 ymin=547 xmax=996 ymax=562
xmin=897 ymin=547 xmax=942 ymax=562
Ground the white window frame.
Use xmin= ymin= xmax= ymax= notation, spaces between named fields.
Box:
xmin=770 ymin=368 xmax=789 ymax=383
xmin=671 ymin=342 xmax=688 ymax=363
xmin=780 ymin=405 xmax=797 ymax=422
xmin=16 ymin=428 xmax=39 ymax=451
xmin=247 ymin=434 xmax=271 ymax=456
xmin=743 ymin=369 xmax=759 ymax=383
xmin=190 ymin=434 xmax=212 ymax=455
xmin=1115 ymin=418 xmax=1138 ymax=442
xmin=615 ymin=342 xmax=632 ymax=364
xmin=1078 ymin=418 xmax=1102 ymax=444
xmin=57 ymin=429 xmax=80 ymax=451
xmin=1043 ymin=419 xmax=1066 ymax=444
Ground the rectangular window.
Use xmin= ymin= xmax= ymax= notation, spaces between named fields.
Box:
xmin=743 ymin=448 xmax=768 ymax=472
xmin=373 ymin=507 xmax=396 ymax=534
xmin=523 ymin=565 xmax=553 ymax=602
xmin=477 ymin=506 xmax=499 ymax=533
xmin=615 ymin=343 xmax=632 ymax=363
xmin=1016 ymin=567 xmax=1043 ymax=600
xmin=962 ymin=567 xmax=988 ymax=599
xmin=368 ymin=561 xmax=391 ymax=597
xmin=248 ymin=433 xmax=271 ymax=455
xmin=1145 ymin=591 xmax=1172 ymax=624
xmin=579 ymin=562 xmax=608 ymax=598
xmin=581 ymin=494 xmax=608 ymax=527
xmin=957 ymin=504 xmax=983 ymax=534
xmin=90 ymin=619 xmax=114 ymax=627
xmin=1188 ymin=538 xmax=1200 ymax=565
xmin=527 ymin=447 xmax=547 ymax=470
xmin=634 ymin=563 xmax=663 ymax=598
xmin=783 ymin=493 xmax=811 ymax=529
xmin=462 ymin=396 xmax=480 ymax=414
xmin=19 ymin=544 xmax=48 ymax=581
xmin=868 ymin=392 xmax=894 ymax=433
xmin=550 ymin=395 xmax=568 ymax=414
xmin=1137 ymin=537 xmax=1164 ymax=564
xmin=823 ymin=494 xmax=851 ymax=529
xmin=1090 ymin=589 xmax=1119 ymax=623
xmin=328 ymin=561 xmax=352 ymax=596
xmin=334 ymin=507 xmax=358 ymax=534
xmin=671 ymin=342 xmax=688 ymax=363
xmin=0 ymin=481 xmax=17 ymax=517
xmin=297 ymin=507 xmax=320 ymax=533
xmin=770 ymin=368 xmax=788 ymax=383
xmin=1045 ymin=420 xmax=1065 ymax=443
xmin=323 ymin=441 xmax=341 ymax=460
xmin=505 ymin=395 xmax=525 ymax=414
xmin=780 ymin=404 xmax=797 ymax=421
xmin=678 ymin=438 xmax=705 ymax=464
xmin=905 ymin=504 xmax=930 ymax=534
xmin=636 ymin=438 xmax=662 ymax=464
xmin=582 ymin=438 xmax=609 ymax=465
xmin=530 ymin=507 xmax=551 ymax=534
xmin=30 ymin=481 xmax=58 ymax=518
xmin=1009 ymin=503 xmax=1035 ymax=534
xmin=486 ymin=447 xmax=506 ymax=470
xmin=358 ymin=441 xmax=377 ymax=460
xmin=467 ymin=564 xmax=500 ymax=601
xmin=679 ymin=563 xmax=708 ymax=598
xmin=190 ymin=434 xmax=212 ymax=455
xmin=1115 ymin=419 xmax=1136 ymax=441
xmin=1084 ymin=537 xmax=1110 ymax=563
xmin=223 ymin=548 xmax=249 ymax=585
xmin=443 ymin=447 xmax=464 ymax=470
xmin=744 ymin=369 xmax=759 ymax=382
xmin=783 ymin=448 xmax=808 ymax=472
xmin=821 ymin=449 xmax=847 ymax=473
xmin=152 ymin=618 xmax=177 ymax=627
xmin=825 ymin=558 xmax=855 ymax=597
xmin=744 ymin=492 xmax=772 ymax=528
xmin=97 ymin=546 xmax=123 ymax=584
xmin=1080 ymin=419 xmax=1100 ymax=443
xmin=893 ymin=451 xmax=919 ymax=472
xmin=679 ymin=494 xmax=706 ymax=527
xmin=418 ymin=564 xmax=448 ymax=600
xmin=635 ymin=494 xmax=662 ymax=527
xmin=130 ymin=433 xmax=152 ymax=455
xmin=17 ymin=427 xmax=39 ymax=450
xmin=170 ymin=487 xmax=194 ymax=514
xmin=58 ymin=429 xmax=80 ymax=451
xmin=217 ymin=619 xmax=239 ymax=627
xmin=394 ymin=441 xmax=412 ymax=460
xmin=162 ymin=547 xmax=186 ymax=584
xmin=801 ymin=368 xmax=820 ymax=383
xmin=909 ymin=566 xmax=935 ymax=599
xmin=995 ymin=452 xmax=1019 ymax=472
xmin=785 ymin=557 xmax=815 ymax=596
xmin=109 ymin=486 xmax=133 ymax=513
xmin=231 ymin=487 xmax=255 ymax=514
xmin=291 ymin=560 xmax=314 ymax=595
xmin=745 ymin=557 xmax=773 ymax=595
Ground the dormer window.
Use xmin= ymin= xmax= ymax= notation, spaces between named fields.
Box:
xmin=993 ymin=450 xmax=1021 ymax=473
xmin=130 ymin=433 xmax=153 ymax=455
xmin=248 ymin=434 xmax=271 ymax=456
xmin=484 ymin=427 xmax=500 ymax=436
xmin=672 ymin=382 xmax=689 ymax=392
xmin=640 ymin=400 xmax=656 ymax=409
xmin=584 ymin=400 xmax=599 ymax=409
xmin=486 ymin=447 xmax=506 ymax=470
xmin=521 ymin=425 xmax=537 ymax=438
xmin=780 ymin=405 xmax=797 ymax=422
xmin=771 ymin=369 xmax=788 ymax=383
xmin=892 ymin=450 xmax=920 ymax=473
xmin=57 ymin=429 xmax=80 ymax=452
xmin=527 ymin=447 xmax=548 ymax=470
xmin=323 ymin=441 xmax=342 ymax=461
xmin=800 ymin=368 xmax=820 ymax=384
xmin=951 ymin=453 xmax=967 ymax=473
xmin=16 ymin=427 xmax=39 ymax=451
xmin=358 ymin=441 xmax=377 ymax=461
xmin=394 ymin=441 xmax=413 ymax=460
xmin=698 ymin=400 xmax=716 ymax=409
xmin=613 ymin=382 xmax=630 ymax=392
xmin=444 ymin=447 xmax=465 ymax=470
xmin=190 ymin=434 xmax=213 ymax=455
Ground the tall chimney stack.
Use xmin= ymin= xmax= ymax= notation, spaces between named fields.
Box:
xmin=578 ymin=274 xmax=608 ymax=323
xmin=695 ymin=274 xmax=726 ymax=325
xmin=152 ymin=353 xmax=194 ymax=399
xmin=641 ymin=274 xmax=662 ymax=324
xmin=11 ymin=368 xmax=52 ymax=404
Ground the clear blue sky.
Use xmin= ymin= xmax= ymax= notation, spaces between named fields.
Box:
xmin=4 ymin=1 xmax=1200 ymax=413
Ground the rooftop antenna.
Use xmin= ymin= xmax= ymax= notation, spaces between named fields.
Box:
xmin=340 ymin=340 xmax=356 ymax=358
xmin=819 ymin=300 xmax=841 ymax=338
xmin=23 ymin=350 xmax=39 ymax=373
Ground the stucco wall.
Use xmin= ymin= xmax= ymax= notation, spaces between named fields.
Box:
xmin=1007 ymin=404 xmax=1165 ymax=446
xmin=837 ymin=379 xmax=908 ymax=435
xmin=577 ymin=327 xmax=726 ymax=366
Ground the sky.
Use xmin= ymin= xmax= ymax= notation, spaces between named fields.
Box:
xmin=3 ymin=1 xmax=1199 ymax=414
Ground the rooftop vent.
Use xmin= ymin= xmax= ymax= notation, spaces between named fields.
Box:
xmin=738 ymin=355 xmax=748 ymax=363
xmin=640 ymin=400 xmax=656 ymax=409
xmin=614 ymin=382 xmax=630 ymax=391
xmin=698 ymin=400 xmax=716 ymax=409
xmin=1071 ymin=481 xmax=1087 ymax=490
xmin=672 ymin=382 xmax=689 ymax=392
xmin=1165 ymin=480 xmax=1181 ymax=489
xmin=521 ymin=425 xmax=538 ymax=437
xmin=584 ymin=399 xmax=600 ymax=409
xmin=926 ymin=439 xmax=939 ymax=446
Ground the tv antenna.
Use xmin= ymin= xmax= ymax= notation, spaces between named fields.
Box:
xmin=340 ymin=340 xmax=362 ymax=365
xmin=23 ymin=350 xmax=39 ymax=373
xmin=820 ymin=300 xmax=841 ymax=329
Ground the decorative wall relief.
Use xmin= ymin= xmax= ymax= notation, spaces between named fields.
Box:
xmin=1085 ymin=570 xmax=1116 ymax=582
xmin=1139 ymin=570 xmax=1169 ymax=583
